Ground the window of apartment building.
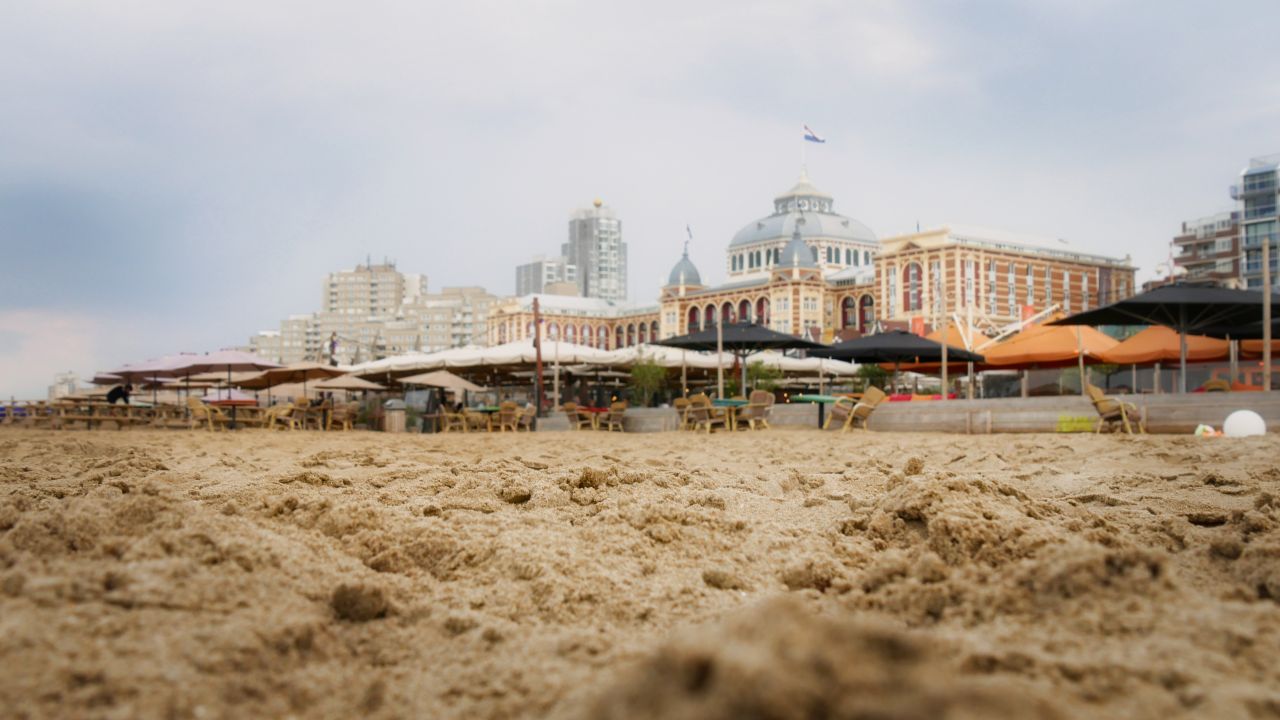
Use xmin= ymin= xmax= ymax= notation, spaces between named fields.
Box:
xmin=904 ymin=263 xmax=922 ymax=312
xmin=987 ymin=260 xmax=997 ymax=315
xmin=1216 ymin=259 xmax=1234 ymax=274
xmin=1007 ymin=265 xmax=1016 ymax=316
xmin=931 ymin=260 xmax=942 ymax=316
xmin=1214 ymin=238 xmax=1233 ymax=254
xmin=1063 ymin=270 xmax=1071 ymax=313
xmin=803 ymin=296 xmax=818 ymax=312
xmin=887 ymin=268 xmax=898 ymax=316
xmin=1245 ymin=220 xmax=1277 ymax=247
xmin=1026 ymin=264 xmax=1034 ymax=304
xmin=1082 ymin=274 xmax=1090 ymax=308
xmin=1044 ymin=267 xmax=1053 ymax=305
xmin=963 ymin=260 xmax=976 ymax=306
xmin=845 ymin=248 xmax=852 ymax=265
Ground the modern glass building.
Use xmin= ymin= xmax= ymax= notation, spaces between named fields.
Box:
xmin=1232 ymin=154 xmax=1280 ymax=290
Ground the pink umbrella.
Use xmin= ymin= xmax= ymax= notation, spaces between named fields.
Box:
xmin=173 ymin=351 xmax=281 ymax=428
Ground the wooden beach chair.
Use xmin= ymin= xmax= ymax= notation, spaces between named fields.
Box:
xmin=266 ymin=403 xmax=299 ymax=431
xmin=463 ymin=408 xmax=491 ymax=432
xmin=561 ymin=402 xmax=595 ymax=431
xmin=687 ymin=394 xmax=727 ymax=434
xmin=602 ymin=401 xmax=627 ymax=432
xmin=672 ymin=397 xmax=694 ymax=431
xmin=1086 ymin=385 xmax=1144 ymax=434
xmin=186 ymin=397 xmax=230 ymax=431
xmin=441 ymin=408 xmax=467 ymax=433
xmin=494 ymin=401 xmax=520 ymax=432
xmin=517 ymin=405 xmax=536 ymax=431
xmin=737 ymin=390 xmax=775 ymax=430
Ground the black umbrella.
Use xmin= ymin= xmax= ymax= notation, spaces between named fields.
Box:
xmin=1049 ymin=284 xmax=1277 ymax=392
xmin=811 ymin=330 xmax=984 ymax=363
xmin=655 ymin=322 xmax=827 ymax=397
xmin=810 ymin=330 xmax=984 ymax=392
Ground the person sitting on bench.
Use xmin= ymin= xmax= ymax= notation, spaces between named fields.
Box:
xmin=106 ymin=384 xmax=133 ymax=405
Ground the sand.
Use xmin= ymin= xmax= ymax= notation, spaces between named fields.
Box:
xmin=1 ymin=427 xmax=1278 ymax=719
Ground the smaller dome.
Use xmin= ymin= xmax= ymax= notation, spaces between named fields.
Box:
xmin=667 ymin=250 xmax=702 ymax=286
xmin=779 ymin=220 xmax=817 ymax=269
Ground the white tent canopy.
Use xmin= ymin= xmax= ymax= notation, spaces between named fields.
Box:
xmin=350 ymin=340 xmax=857 ymax=379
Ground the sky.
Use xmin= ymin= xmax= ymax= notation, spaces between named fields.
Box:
xmin=3 ymin=0 xmax=1279 ymax=398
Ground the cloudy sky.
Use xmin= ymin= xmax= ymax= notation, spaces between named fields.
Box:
xmin=3 ymin=1 xmax=1278 ymax=398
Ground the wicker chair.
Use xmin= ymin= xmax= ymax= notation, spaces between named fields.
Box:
xmin=1086 ymin=385 xmax=1143 ymax=434
xmin=562 ymin=402 xmax=596 ymax=431
xmin=602 ymin=401 xmax=627 ymax=432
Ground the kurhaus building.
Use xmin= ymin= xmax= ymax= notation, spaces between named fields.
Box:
xmin=491 ymin=173 xmax=1137 ymax=348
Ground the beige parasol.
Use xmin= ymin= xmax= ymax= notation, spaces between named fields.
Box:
xmin=398 ymin=370 xmax=486 ymax=393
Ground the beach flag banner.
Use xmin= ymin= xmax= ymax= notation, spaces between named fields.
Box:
xmin=803 ymin=124 xmax=826 ymax=143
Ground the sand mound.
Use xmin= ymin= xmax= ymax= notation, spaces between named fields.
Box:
xmin=585 ymin=596 xmax=1057 ymax=720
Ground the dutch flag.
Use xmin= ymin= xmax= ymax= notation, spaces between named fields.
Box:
xmin=803 ymin=124 xmax=826 ymax=143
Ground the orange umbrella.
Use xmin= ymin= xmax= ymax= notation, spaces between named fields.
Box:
xmin=980 ymin=322 xmax=1118 ymax=369
xmin=1240 ymin=338 xmax=1280 ymax=359
xmin=1098 ymin=326 xmax=1228 ymax=365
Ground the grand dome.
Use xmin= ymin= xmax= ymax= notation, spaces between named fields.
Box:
xmin=666 ymin=250 xmax=702 ymax=286
xmin=730 ymin=171 xmax=876 ymax=248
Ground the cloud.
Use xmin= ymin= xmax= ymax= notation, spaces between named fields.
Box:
xmin=0 ymin=309 xmax=141 ymax=399
xmin=1 ymin=0 xmax=1278 ymax=389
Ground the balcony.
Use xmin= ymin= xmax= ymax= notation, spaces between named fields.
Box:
xmin=1244 ymin=205 xmax=1279 ymax=221
xmin=1231 ymin=179 xmax=1278 ymax=199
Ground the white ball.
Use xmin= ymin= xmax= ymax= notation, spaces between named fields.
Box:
xmin=1223 ymin=410 xmax=1267 ymax=438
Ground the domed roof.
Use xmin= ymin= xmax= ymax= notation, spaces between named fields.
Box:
xmin=775 ymin=168 xmax=832 ymax=202
xmin=730 ymin=171 xmax=876 ymax=248
xmin=779 ymin=222 xmax=817 ymax=269
xmin=666 ymin=250 xmax=702 ymax=286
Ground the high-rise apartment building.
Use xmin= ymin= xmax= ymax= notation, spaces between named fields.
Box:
xmin=515 ymin=255 xmax=577 ymax=296
xmin=323 ymin=262 xmax=424 ymax=316
xmin=1232 ymin=154 xmax=1280 ymax=291
xmin=563 ymin=200 xmax=627 ymax=301
xmin=1173 ymin=211 xmax=1242 ymax=287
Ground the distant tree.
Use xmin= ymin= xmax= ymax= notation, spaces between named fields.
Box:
xmin=629 ymin=359 xmax=666 ymax=407
xmin=856 ymin=363 xmax=888 ymax=391
xmin=746 ymin=361 xmax=782 ymax=392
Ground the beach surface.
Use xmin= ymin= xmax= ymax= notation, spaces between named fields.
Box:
xmin=1 ymin=427 xmax=1278 ymax=719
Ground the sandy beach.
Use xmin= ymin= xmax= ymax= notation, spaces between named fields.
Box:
xmin=1 ymin=427 xmax=1278 ymax=719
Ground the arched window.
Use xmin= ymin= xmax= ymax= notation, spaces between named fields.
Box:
xmin=615 ymin=326 xmax=624 ymax=348
xmin=841 ymin=296 xmax=857 ymax=329
xmin=526 ymin=321 xmax=534 ymax=338
xmin=581 ymin=325 xmax=590 ymax=346
xmin=548 ymin=322 xmax=559 ymax=340
xmin=687 ymin=306 xmax=700 ymax=332
xmin=858 ymin=295 xmax=875 ymax=332
xmin=904 ymin=263 xmax=923 ymax=312
xmin=756 ymin=297 xmax=770 ymax=325
xmin=498 ymin=324 xmax=508 ymax=343
xmin=598 ymin=326 xmax=608 ymax=349
xmin=738 ymin=299 xmax=752 ymax=322
xmin=650 ymin=321 xmax=659 ymax=341
xmin=638 ymin=323 xmax=647 ymax=344
xmin=721 ymin=302 xmax=733 ymax=324
xmin=704 ymin=305 xmax=716 ymax=327
xmin=626 ymin=324 xmax=636 ymax=347
xmin=565 ymin=324 xmax=575 ymax=343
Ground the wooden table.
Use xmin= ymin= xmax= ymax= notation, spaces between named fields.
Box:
xmin=711 ymin=398 xmax=747 ymax=431
xmin=207 ymin=399 xmax=258 ymax=430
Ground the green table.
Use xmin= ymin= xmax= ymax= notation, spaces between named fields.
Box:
xmin=791 ymin=394 xmax=841 ymax=427
xmin=711 ymin=398 xmax=748 ymax=407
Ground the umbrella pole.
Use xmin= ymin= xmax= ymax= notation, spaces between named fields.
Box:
xmin=1229 ymin=337 xmax=1238 ymax=384
xmin=681 ymin=350 xmax=687 ymax=397
xmin=715 ymin=319 xmax=725 ymax=399
xmin=1077 ymin=325 xmax=1087 ymax=396
xmin=940 ymin=315 xmax=949 ymax=401
xmin=1179 ymin=331 xmax=1188 ymax=394
xmin=740 ymin=352 xmax=748 ymax=396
